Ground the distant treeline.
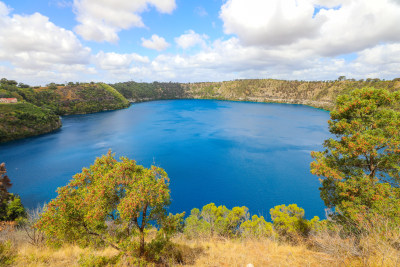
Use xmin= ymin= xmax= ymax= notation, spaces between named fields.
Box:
xmin=110 ymin=81 xmax=187 ymax=102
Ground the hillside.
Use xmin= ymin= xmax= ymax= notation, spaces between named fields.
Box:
xmin=0 ymin=79 xmax=130 ymax=142
xmin=183 ymin=78 xmax=400 ymax=110
xmin=112 ymin=78 xmax=400 ymax=110
xmin=18 ymin=83 xmax=130 ymax=115
xmin=110 ymin=81 xmax=187 ymax=102
xmin=0 ymin=102 xmax=61 ymax=143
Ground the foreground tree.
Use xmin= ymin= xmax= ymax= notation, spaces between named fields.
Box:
xmin=311 ymin=88 xmax=400 ymax=228
xmin=36 ymin=151 xmax=172 ymax=257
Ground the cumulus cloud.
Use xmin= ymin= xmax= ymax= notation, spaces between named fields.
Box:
xmin=94 ymin=51 xmax=149 ymax=70
xmin=141 ymin=34 xmax=170 ymax=51
xmin=220 ymin=0 xmax=321 ymax=46
xmin=175 ymin=30 xmax=208 ymax=49
xmin=0 ymin=8 xmax=91 ymax=70
xmin=220 ymin=0 xmax=400 ymax=57
xmin=73 ymin=0 xmax=176 ymax=43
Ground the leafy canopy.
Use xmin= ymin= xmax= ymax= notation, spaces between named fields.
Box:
xmin=36 ymin=151 xmax=171 ymax=256
xmin=311 ymin=88 xmax=400 ymax=226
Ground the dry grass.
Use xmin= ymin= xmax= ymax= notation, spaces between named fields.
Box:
xmin=175 ymin=237 xmax=334 ymax=267
xmin=13 ymin=244 xmax=118 ymax=267
xmin=2 ymin=228 xmax=400 ymax=266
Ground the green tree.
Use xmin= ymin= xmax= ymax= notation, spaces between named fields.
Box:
xmin=311 ymin=88 xmax=400 ymax=228
xmin=0 ymin=163 xmax=26 ymax=222
xmin=36 ymin=151 xmax=171 ymax=257
xmin=270 ymin=204 xmax=319 ymax=239
xmin=184 ymin=203 xmax=249 ymax=238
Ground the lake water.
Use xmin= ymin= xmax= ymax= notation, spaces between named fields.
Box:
xmin=0 ymin=100 xmax=331 ymax=219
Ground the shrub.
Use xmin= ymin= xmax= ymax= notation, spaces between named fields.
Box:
xmin=270 ymin=204 xmax=320 ymax=240
xmin=240 ymin=215 xmax=274 ymax=239
xmin=184 ymin=203 xmax=249 ymax=238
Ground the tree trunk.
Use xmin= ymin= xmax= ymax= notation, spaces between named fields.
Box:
xmin=139 ymin=228 xmax=145 ymax=257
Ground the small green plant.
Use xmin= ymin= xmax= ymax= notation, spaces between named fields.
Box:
xmin=0 ymin=241 xmax=16 ymax=266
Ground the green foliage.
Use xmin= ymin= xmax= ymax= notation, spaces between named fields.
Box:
xmin=311 ymin=88 xmax=400 ymax=230
xmin=0 ymin=194 xmax=26 ymax=222
xmin=78 ymin=253 xmax=119 ymax=267
xmin=184 ymin=203 xmax=249 ymax=238
xmin=159 ymin=212 xmax=185 ymax=241
xmin=111 ymin=81 xmax=186 ymax=101
xmin=36 ymin=151 xmax=171 ymax=257
xmin=270 ymin=204 xmax=320 ymax=239
xmin=0 ymin=241 xmax=16 ymax=266
xmin=239 ymin=215 xmax=274 ymax=239
xmin=0 ymin=103 xmax=61 ymax=143
xmin=0 ymin=163 xmax=26 ymax=222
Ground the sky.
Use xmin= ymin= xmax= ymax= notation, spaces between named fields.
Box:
xmin=0 ymin=0 xmax=400 ymax=85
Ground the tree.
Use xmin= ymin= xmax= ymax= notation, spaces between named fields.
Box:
xmin=0 ymin=163 xmax=12 ymax=203
xmin=184 ymin=203 xmax=249 ymax=238
xmin=36 ymin=151 xmax=171 ymax=257
xmin=311 ymin=88 xmax=400 ymax=228
xmin=0 ymin=163 xmax=26 ymax=222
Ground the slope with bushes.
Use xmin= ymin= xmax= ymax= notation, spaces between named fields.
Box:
xmin=0 ymin=79 xmax=130 ymax=142
xmin=184 ymin=78 xmax=400 ymax=110
xmin=23 ymin=83 xmax=130 ymax=115
xmin=0 ymin=103 xmax=61 ymax=143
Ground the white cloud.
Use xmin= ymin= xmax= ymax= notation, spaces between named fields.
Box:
xmin=175 ymin=30 xmax=208 ymax=49
xmin=0 ymin=10 xmax=91 ymax=70
xmin=356 ymin=44 xmax=400 ymax=65
xmin=73 ymin=0 xmax=176 ymax=43
xmin=94 ymin=51 xmax=149 ymax=70
xmin=194 ymin=6 xmax=208 ymax=17
xmin=220 ymin=0 xmax=400 ymax=57
xmin=0 ymin=2 xmax=10 ymax=16
xmin=141 ymin=34 xmax=170 ymax=51
xmin=220 ymin=0 xmax=321 ymax=46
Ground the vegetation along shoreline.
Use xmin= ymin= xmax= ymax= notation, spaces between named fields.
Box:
xmin=2 ymin=77 xmax=399 ymax=143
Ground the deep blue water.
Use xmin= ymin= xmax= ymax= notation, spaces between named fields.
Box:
xmin=0 ymin=100 xmax=331 ymax=219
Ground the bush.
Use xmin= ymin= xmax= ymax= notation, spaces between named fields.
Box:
xmin=0 ymin=241 xmax=16 ymax=266
xmin=240 ymin=215 xmax=274 ymax=239
xmin=270 ymin=204 xmax=320 ymax=240
xmin=184 ymin=203 xmax=249 ymax=238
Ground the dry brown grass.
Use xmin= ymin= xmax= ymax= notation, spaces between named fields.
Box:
xmin=175 ymin=237 xmax=334 ymax=267
xmin=2 ymin=228 xmax=400 ymax=266
xmin=13 ymin=244 xmax=118 ymax=267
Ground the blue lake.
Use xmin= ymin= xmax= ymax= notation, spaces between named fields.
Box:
xmin=0 ymin=100 xmax=331 ymax=219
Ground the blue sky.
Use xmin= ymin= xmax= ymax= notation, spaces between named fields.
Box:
xmin=0 ymin=0 xmax=400 ymax=85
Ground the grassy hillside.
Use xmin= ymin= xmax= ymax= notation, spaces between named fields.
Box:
xmin=0 ymin=103 xmax=61 ymax=143
xmin=184 ymin=78 xmax=400 ymax=110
